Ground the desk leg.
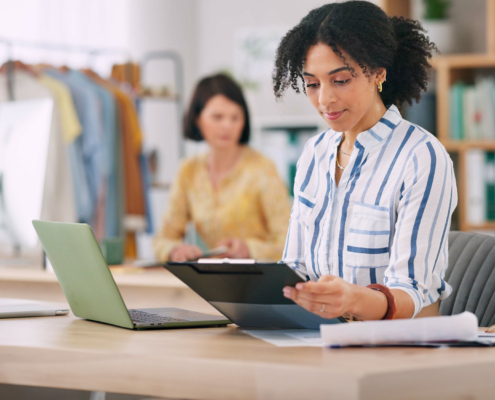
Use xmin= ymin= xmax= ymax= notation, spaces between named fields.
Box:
xmin=89 ymin=391 xmax=105 ymax=400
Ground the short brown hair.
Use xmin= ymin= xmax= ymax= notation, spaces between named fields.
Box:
xmin=183 ymin=73 xmax=250 ymax=143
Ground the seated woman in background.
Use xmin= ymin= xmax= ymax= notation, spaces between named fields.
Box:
xmin=154 ymin=74 xmax=291 ymax=262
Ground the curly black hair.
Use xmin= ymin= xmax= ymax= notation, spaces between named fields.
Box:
xmin=273 ymin=0 xmax=437 ymax=107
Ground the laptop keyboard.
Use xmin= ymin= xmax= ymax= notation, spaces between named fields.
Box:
xmin=128 ymin=309 xmax=189 ymax=325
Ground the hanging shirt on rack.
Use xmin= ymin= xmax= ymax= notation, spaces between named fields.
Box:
xmin=139 ymin=153 xmax=154 ymax=234
xmin=70 ymin=70 xmax=120 ymax=239
xmin=0 ymin=71 xmax=77 ymax=224
xmin=105 ymin=81 xmax=146 ymax=219
xmin=45 ymin=69 xmax=103 ymax=225
xmin=81 ymin=72 xmax=126 ymax=238
xmin=38 ymin=75 xmax=82 ymax=144
xmin=37 ymin=74 xmax=87 ymax=226
xmin=83 ymin=72 xmax=147 ymax=231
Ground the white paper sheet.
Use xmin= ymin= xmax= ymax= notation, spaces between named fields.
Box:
xmin=477 ymin=332 xmax=495 ymax=341
xmin=321 ymin=312 xmax=479 ymax=347
xmin=242 ymin=325 xmax=495 ymax=348
xmin=241 ymin=329 xmax=322 ymax=347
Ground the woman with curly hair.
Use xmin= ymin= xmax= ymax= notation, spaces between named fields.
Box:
xmin=278 ymin=1 xmax=457 ymax=320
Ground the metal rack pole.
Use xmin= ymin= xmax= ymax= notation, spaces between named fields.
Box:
xmin=0 ymin=38 xmax=131 ymax=58
xmin=140 ymin=50 xmax=185 ymax=158
xmin=0 ymin=38 xmax=131 ymax=83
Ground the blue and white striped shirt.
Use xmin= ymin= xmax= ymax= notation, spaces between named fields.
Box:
xmin=282 ymin=105 xmax=457 ymax=317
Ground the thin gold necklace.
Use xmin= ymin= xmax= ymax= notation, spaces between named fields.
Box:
xmin=336 ymin=133 xmax=346 ymax=170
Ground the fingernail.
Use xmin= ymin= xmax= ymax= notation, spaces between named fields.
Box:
xmin=283 ymin=287 xmax=292 ymax=296
xmin=295 ymin=283 xmax=303 ymax=290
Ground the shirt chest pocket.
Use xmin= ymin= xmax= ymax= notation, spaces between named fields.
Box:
xmin=346 ymin=202 xmax=391 ymax=269
xmin=296 ymin=191 xmax=317 ymax=227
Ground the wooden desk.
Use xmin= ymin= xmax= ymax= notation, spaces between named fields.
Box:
xmin=1 ymin=267 xmax=495 ymax=399
xmin=0 ymin=314 xmax=494 ymax=400
xmin=0 ymin=266 xmax=217 ymax=313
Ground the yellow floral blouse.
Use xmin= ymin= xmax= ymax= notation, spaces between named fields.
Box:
xmin=154 ymin=147 xmax=292 ymax=262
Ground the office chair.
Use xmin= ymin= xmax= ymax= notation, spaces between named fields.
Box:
xmin=440 ymin=231 xmax=495 ymax=327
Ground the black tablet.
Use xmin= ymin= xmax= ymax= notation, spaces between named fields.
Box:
xmin=165 ymin=261 xmax=346 ymax=329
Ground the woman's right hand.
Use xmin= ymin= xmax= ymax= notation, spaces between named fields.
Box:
xmin=169 ymin=244 xmax=203 ymax=262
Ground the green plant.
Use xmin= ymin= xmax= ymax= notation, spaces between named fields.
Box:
xmin=423 ymin=0 xmax=451 ymax=20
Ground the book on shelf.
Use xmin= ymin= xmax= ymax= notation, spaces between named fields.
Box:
xmin=466 ymin=149 xmax=486 ymax=225
xmin=450 ymin=82 xmax=465 ymax=140
xmin=487 ymin=152 xmax=495 ymax=221
xmin=478 ymin=77 xmax=495 ymax=141
xmin=450 ymin=77 xmax=495 ymax=141
xmin=464 ymin=86 xmax=478 ymax=140
xmin=466 ymin=149 xmax=495 ymax=225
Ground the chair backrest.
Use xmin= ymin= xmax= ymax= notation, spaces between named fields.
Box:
xmin=440 ymin=231 xmax=495 ymax=327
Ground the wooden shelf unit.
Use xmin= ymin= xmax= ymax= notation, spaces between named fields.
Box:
xmin=468 ymin=222 xmax=495 ymax=230
xmin=381 ymin=0 xmax=495 ymax=232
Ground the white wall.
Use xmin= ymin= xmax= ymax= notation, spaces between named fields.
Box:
xmin=411 ymin=0 xmax=486 ymax=54
xmin=0 ymin=0 xmax=488 ymax=254
xmin=196 ymin=0 xmax=330 ymax=120
xmin=126 ymin=0 xmax=199 ymax=184
xmin=127 ymin=0 xmax=198 ymax=97
xmin=125 ymin=0 xmax=200 ymax=248
xmin=0 ymin=0 xmax=129 ymax=74
xmin=196 ymin=0 xmax=328 ymax=76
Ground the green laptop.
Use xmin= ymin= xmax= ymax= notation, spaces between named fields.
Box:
xmin=32 ymin=220 xmax=231 ymax=330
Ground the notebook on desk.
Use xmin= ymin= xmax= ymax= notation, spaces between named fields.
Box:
xmin=0 ymin=298 xmax=69 ymax=319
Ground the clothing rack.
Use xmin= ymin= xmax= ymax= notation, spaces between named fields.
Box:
xmin=0 ymin=41 xmax=186 ymax=272
xmin=0 ymin=39 xmax=133 ymax=268
xmin=0 ymin=38 xmax=131 ymax=100
xmin=0 ymin=40 xmax=185 ymax=158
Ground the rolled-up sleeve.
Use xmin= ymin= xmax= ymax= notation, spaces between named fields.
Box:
xmin=385 ymin=141 xmax=457 ymax=317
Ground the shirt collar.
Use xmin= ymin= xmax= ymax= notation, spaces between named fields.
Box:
xmin=354 ymin=104 xmax=403 ymax=149
xmin=331 ymin=105 xmax=403 ymax=150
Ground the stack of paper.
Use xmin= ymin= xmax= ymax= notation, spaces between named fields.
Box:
xmin=321 ymin=312 xmax=478 ymax=347
xmin=242 ymin=313 xmax=495 ymax=347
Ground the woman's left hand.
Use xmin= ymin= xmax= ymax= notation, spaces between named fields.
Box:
xmin=283 ymin=275 xmax=356 ymax=319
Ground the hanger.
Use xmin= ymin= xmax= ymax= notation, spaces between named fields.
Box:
xmin=80 ymin=67 xmax=99 ymax=78
xmin=32 ymin=63 xmax=52 ymax=72
xmin=0 ymin=60 xmax=40 ymax=77
xmin=0 ymin=60 xmax=40 ymax=101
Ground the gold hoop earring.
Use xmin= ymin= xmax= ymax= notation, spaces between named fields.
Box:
xmin=378 ymin=81 xmax=383 ymax=93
